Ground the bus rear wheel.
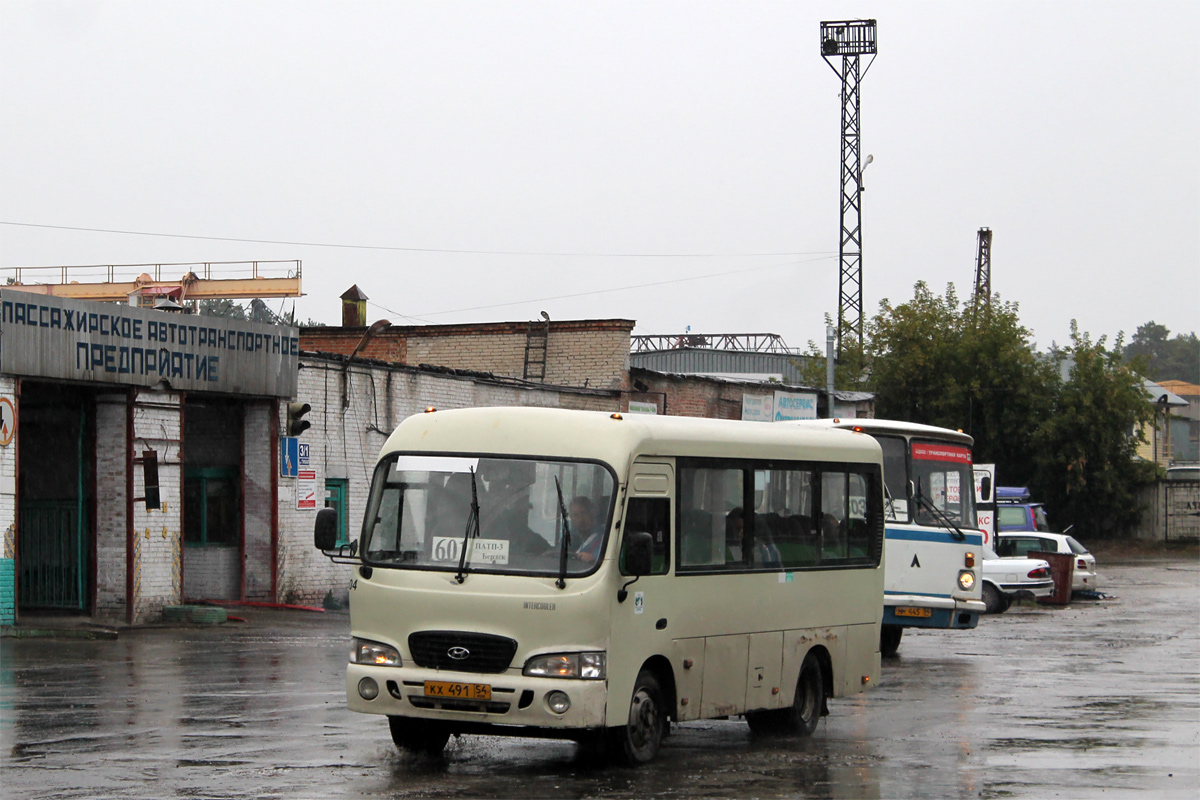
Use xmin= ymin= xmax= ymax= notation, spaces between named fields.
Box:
xmin=388 ymin=715 xmax=451 ymax=756
xmin=746 ymin=652 xmax=824 ymax=736
xmin=880 ymin=624 xmax=903 ymax=657
xmin=609 ymin=668 xmax=667 ymax=765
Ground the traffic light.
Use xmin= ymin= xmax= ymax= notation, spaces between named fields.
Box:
xmin=287 ymin=402 xmax=312 ymax=436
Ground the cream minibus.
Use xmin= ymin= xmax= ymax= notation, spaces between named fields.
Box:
xmin=315 ymin=407 xmax=885 ymax=764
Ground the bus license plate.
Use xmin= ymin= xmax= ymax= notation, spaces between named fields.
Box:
xmin=895 ymin=607 xmax=932 ymax=618
xmin=424 ymin=680 xmax=492 ymax=701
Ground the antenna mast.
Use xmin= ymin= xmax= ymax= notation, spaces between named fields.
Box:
xmin=820 ymin=19 xmax=876 ymax=355
xmin=972 ymin=227 xmax=993 ymax=312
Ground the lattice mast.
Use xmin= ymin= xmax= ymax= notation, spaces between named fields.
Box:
xmin=972 ymin=227 xmax=993 ymax=311
xmin=820 ymin=20 xmax=876 ymax=355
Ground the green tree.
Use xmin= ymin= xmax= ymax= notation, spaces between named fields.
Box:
xmin=864 ymin=282 xmax=1055 ymax=485
xmin=1123 ymin=321 xmax=1200 ymax=383
xmin=198 ymin=298 xmax=248 ymax=320
xmin=1031 ymin=324 xmax=1158 ymax=537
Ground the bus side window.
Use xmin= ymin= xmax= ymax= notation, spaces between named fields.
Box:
xmin=620 ymin=497 xmax=670 ymax=575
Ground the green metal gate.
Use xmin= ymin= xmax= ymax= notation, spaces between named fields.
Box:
xmin=17 ymin=500 xmax=85 ymax=609
xmin=17 ymin=398 xmax=89 ymax=611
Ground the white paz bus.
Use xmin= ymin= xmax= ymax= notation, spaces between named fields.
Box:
xmin=799 ymin=419 xmax=986 ymax=655
xmin=316 ymin=407 xmax=886 ymax=764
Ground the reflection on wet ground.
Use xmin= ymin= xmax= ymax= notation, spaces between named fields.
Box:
xmin=1 ymin=560 xmax=1196 ymax=799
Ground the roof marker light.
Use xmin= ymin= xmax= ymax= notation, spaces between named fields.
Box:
xmin=611 ymin=413 xmax=623 ymax=420
xmin=424 ymin=407 xmax=437 ymax=413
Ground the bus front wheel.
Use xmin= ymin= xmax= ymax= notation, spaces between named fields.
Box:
xmin=609 ymin=668 xmax=667 ymax=765
xmin=388 ymin=715 xmax=451 ymax=756
xmin=880 ymin=624 xmax=903 ymax=657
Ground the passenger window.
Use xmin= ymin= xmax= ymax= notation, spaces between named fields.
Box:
xmin=620 ymin=497 xmax=670 ymax=575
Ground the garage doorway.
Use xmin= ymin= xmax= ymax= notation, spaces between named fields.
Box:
xmin=17 ymin=382 xmax=94 ymax=613
xmin=183 ymin=398 xmax=243 ymax=600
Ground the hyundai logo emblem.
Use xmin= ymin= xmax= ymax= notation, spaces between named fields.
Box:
xmin=447 ymin=646 xmax=470 ymax=661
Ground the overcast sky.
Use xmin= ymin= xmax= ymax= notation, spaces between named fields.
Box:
xmin=2 ymin=1 xmax=1197 ymax=352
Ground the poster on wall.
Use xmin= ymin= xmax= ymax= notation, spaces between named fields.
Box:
xmin=742 ymin=394 xmax=774 ymax=422
xmin=297 ymin=469 xmax=317 ymax=510
xmin=773 ymin=391 xmax=818 ymax=421
xmin=627 ymin=400 xmax=658 ymax=414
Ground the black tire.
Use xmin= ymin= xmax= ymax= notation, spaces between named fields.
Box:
xmin=786 ymin=653 xmax=823 ymax=736
xmin=880 ymin=624 xmax=903 ymax=657
xmin=982 ymin=583 xmax=1011 ymax=614
xmin=746 ymin=652 xmax=824 ymax=737
xmin=388 ymin=716 xmax=451 ymax=756
xmin=608 ymin=668 xmax=667 ymax=765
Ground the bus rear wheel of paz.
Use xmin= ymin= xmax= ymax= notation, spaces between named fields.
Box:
xmin=745 ymin=652 xmax=824 ymax=736
xmin=880 ymin=624 xmax=903 ymax=657
xmin=609 ymin=668 xmax=668 ymax=765
xmin=388 ymin=715 xmax=451 ymax=756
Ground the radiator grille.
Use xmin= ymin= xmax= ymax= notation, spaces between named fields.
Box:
xmin=408 ymin=630 xmax=518 ymax=673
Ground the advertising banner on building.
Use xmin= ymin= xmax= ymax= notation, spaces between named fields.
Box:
xmin=0 ymin=290 xmax=298 ymax=397
xmin=742 ymin=393 xmax=774 ymax=421
xmin=772 ymin=391 xmax=818 ymax=421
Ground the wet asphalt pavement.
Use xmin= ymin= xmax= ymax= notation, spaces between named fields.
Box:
xmin=2 ymin=557 xmax=1197 ymax=800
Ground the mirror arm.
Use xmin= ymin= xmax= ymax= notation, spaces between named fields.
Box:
xmin=617 ymin=574 xmax=641 ymax=604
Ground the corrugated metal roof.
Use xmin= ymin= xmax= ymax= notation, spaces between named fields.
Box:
xmin=629 ymin=349 xmax=816 ymax=385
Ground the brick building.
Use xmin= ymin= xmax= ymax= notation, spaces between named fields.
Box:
xmin=0 ymin=289 xmax=296 ymax=625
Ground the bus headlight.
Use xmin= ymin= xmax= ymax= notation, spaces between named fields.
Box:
xmin=957 ymin=570 xmax=976 ymax=591
xmin=523 ymin=652 xmax=606 ymax=679
xmin=351 ymin=638 xmax=402 ymax=666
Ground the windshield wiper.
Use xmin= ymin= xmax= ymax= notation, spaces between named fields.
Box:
xmin=455 ymin=467 xmax=481 ymax=584
xmin=553 ymin=476 xmax=571 ymax=589
xmin=913 ymin=479 xmax=967 ymax=541
xmin=883 ymin=484 xmax=898 ymax=521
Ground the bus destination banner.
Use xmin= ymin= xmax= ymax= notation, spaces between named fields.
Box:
xmin=0 ymin=290 xmax=299 ymax=397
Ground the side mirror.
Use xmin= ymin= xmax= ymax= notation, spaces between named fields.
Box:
xmin=623 ymin=530 xmax=653 ymax=576
xmin=979 ymin=475 xmax=992 ymax=502
xmin=314 ymin=507 xmax=339 ymax=551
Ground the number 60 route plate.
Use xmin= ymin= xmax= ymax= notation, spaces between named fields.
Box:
xmin=424 ymin=680 xmax=492 ymax=700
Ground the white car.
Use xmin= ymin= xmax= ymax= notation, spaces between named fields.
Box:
xmin=995 ymin=532 xmax=1099 ymax=592
xmin=980 ymin=544 xmax=1054 ymax=614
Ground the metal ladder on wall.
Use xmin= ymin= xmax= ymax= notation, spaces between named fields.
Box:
xmin=523 ymin=319 xmax=549 ymax=381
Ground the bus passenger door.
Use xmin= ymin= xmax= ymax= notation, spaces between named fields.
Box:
xmin=608 ymin=462 xmax=675 ymax=727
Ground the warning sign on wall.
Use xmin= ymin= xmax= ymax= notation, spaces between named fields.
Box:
xmin=297 ymin=469 xmax=317 ymax=510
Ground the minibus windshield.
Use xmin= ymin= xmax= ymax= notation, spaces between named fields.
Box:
xmin=359 ymin=453 xmax=615 ymax=577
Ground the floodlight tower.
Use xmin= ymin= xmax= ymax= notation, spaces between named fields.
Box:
xmin=972 ymin=227 xmax=994 ymax=311
xmin=820 ymin=19 xmax=876 ymax=355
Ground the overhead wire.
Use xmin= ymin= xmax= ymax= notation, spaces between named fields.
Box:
xmin=0 ymin=220 xmax=832 ymax=259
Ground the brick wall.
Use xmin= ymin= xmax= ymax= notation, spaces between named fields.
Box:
xmin=129 ymin=391 xmax=183 ymax=623
xmin=628 ymin=370 xmax=773 ymax=419
xmin=243 ymin=401 xmax=273 ymax=600
xmin=94 ymin=392 xmax=128 ymax=618
xmin=300 ymin=319 xmax=634 ymax=390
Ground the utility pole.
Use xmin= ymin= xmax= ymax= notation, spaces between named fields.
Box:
xmin=820 ymin=19 xmax=876 ymax=356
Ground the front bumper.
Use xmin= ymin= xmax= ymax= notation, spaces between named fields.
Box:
xmin=346 ymin=663 xmax=610 ymax=732
xmin=884 ymin=595 xmax=986 ymax=629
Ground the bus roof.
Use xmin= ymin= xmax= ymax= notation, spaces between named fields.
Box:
xmin=795 ymin=418 xmax=974 ymax=447
xmin=378 ymin=407 xmax=883 ymax=471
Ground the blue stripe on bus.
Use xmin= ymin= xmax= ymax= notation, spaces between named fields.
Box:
xmin=885 ymin=528 xmax=983 ymax=546
xmin=884 ymin=590 xmax=953 ymax=599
